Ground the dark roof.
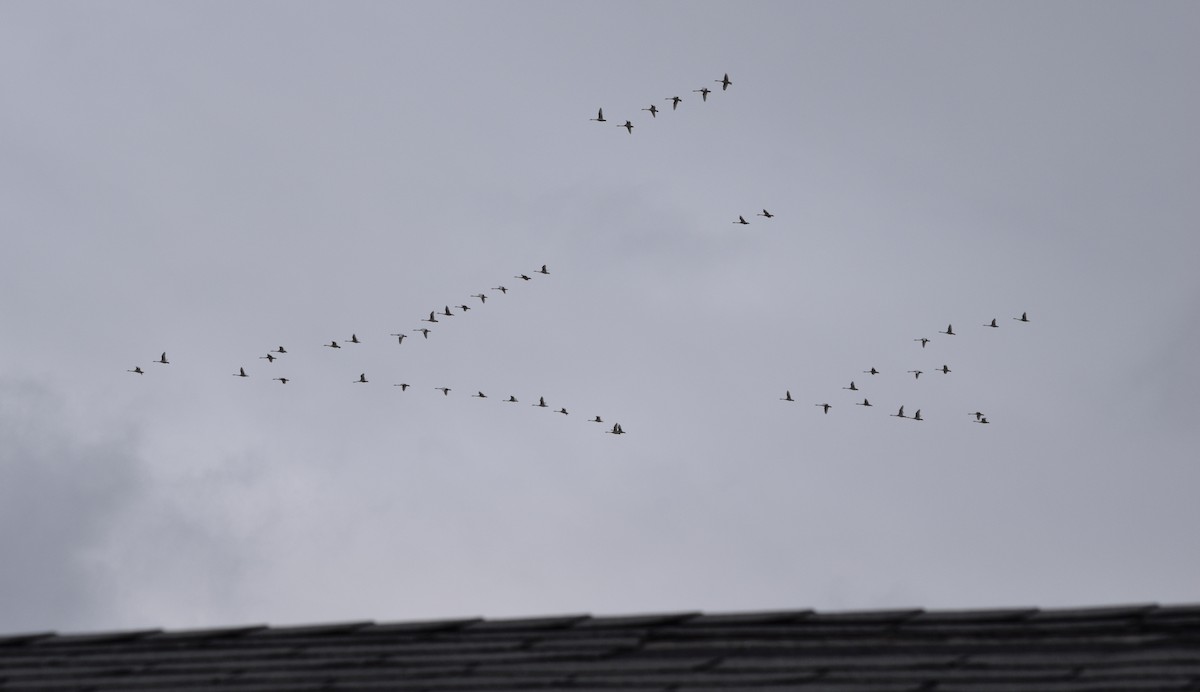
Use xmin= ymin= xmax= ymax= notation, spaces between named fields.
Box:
xmin=3 ymin=604 xmax=1200 ymax=691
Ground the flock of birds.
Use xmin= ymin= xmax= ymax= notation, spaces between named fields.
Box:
xmin=590 ymin=72 xmax=772 ymax=227
xmin=126 ymin=265 xmax=628 ymax=436
xmin=783 ymin=313 xmax=1032 ymax=424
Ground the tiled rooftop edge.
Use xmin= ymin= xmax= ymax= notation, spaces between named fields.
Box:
xmin=7 ymin=603 xmax=1200 ymax=642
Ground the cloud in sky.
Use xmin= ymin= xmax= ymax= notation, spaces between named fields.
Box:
xmin=1 ymin=1 xmax=1199 ymax=632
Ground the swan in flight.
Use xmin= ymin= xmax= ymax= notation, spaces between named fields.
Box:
xmin=815 ymin=403 xmax=831 ymax=414
xmin=780 ymin=390 xmax=794 ymax=402
xmin=642 ymin=104 xmax=658 ymax=118
xmin=155 ymin=352 xmax=169 ymax=365
xmin=717 ymin=73 xmax=732 ymax=90
xmin=1014 ymin=312 xmax=1030 ymax=322
xmin=694 ymin=87 xmax=711 ymax=101
xmin=233 ymin=367 xmax=248 ymax=378
xmin=666 ymin=96 xmax=682 ymax=110
xmin=939 ymin=324 xmax=955 ymax=336
xmin=127 ymin=366 xmax=144 ymax=374
xmin=590 ymin=108 xmax=606 ymax=122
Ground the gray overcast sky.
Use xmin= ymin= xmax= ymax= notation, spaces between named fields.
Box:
xmin=2 ymin=1 xmax=1199 ymax=633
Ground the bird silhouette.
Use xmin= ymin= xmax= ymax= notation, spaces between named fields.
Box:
xmin=422 ymin=312 xmax=439 ymax=323
xmin=506 ymin=396 xmax=518 ymax=403
xmin=620 ymin=120 xmax=633 ymax=134
xmin=816 ymin=403 xmax=831 ymax=414
xmin=984 ymin=318 xmax=999 ymax=328
xmin=272 ymin=346 xmax=287 ymax=354
xmin=666 ymin=96 xmax=682 ymax=110
xmin=556 ymin=408 xmax=568 ymax=415
xmin=325 ymin=341 xmax=341 ymax=349
xmin=843 ymin=381 xmax=858 ymax=391
xmin=441 ymin=306 xmax=454 ymax=317
xmin=127 ymin=366 xmax=144 ymax=374
xmin=471 ymin=293 xmax=487 ymax=303
xmin=937 ymin=365 xmax=951 ymax=374
xmin=348 ymin=334 xmax=361 ymax=344
xmin=694 ymin=87 xmax=711 ymax=101
xmin=436 ymin=387 xmax=450 ymax=396
xmin=856 ymin=398 xmax=872 ymax=407
xmin=864 ymin=367 xmax=880 ymax=375
xmin=974 ymin=417 xmax=990 ymax=424
xmin=915 ymin=338 xmax=930 ymax=348
xmin=590 ymin=108 xmax=606 ymax=122
xmin=233 ymin=367 xmax=248 ymax=378
xmin=516 ymin=274 xmax=532 ymax=281
xmin=354 ymin=373 xmax=368 ymax=383
xmin=273 ymin=377 xmax=289 ymax=384
xmin=757 ymin=209 xmax=774 ymax=218
xmin=913 ymin=409 xmax=924 ymax=421
xmin=969 ymin=411 xmax=986 ymax=421
xmin=1014 ymin=312 xmax=1030 ymax=322
xmin=455 ymin=304 xmax=471 ymax=312
xmin=607 ymin=423 xmax=625 ymax=435
xmin=891 ymin=406 xmax=906 ymax=418
xmin=413 ymin=328 xmax=431 ymax=339
xmin=259 ymin=353 xmax=275 ymax=362
xmin=394 ymin=383 xmax=410 ymax=390
xmin=717 ymin=73 xmax=732 ymax=90
xmin=642 ymin=104 xmax=658 ymax=118
xmin=473 ymin=391 xmax=487 ymax=398
xmin=534 ymin=396 xmax=548 ymax=408
xmin=154 ymin=352 xmax=169 ymax=365
xmin=734 ymin=216 xmax=749 ymax=225
xmin=391 ymin=333 xmax=408 ymax=344
xmin=781 ymin=390 xmax=794 ymax=401
xmin=908 ymin=370 xmax=923 ymax=380
xmin=537 ymin=264 xmax=549 ymax=275
xmin=590 ymin=416 xmax=603 ymax=423
xmin=492 ymin=286 xmax=508 ymax=294
xmin=939 ymin=324 xmax=955 ymax=336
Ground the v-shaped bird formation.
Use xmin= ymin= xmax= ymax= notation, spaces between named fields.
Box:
xmin=779 ymin=313 xmax=1032 ymax=424
xmin=126 ymin=264 xmax=626 ymax=436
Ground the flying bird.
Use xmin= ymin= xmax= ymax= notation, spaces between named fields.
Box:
xmin=233 ymin=367 xmax=248 ymax=378
xmin=974 ymin=417 xmax=990 ymax=424
xmin=891 ymin=406 xmax=907 ymax=419
xmin=590 ymin=416 xmax=603 ymax=423
xmin=843 ymin=381 xmax=858 ymax=391
xmin=915 ymin=338 xmax=930 ymax=348
xmin=717 ymin=73 xmax=732 ymax=90
xmin=259 ymin=353 xmax=275 ymax=363
xmin=913 ymin=409 xmax=924 ymax=421
xmin=413 ymin=328 xmax=431 ymax=339
xmin=937 ymin=365 xmax=951 ymax=374
xmin=969 ymin=411 xmax=986 ymax=421
xmin=506 ymin=396 xmax=518 ymax=403
xmin=864 ymin=367 xmax=880 ymax=375
xmin=590 ymin=108 xmax=606 ymax=122
xmin=984 ymin=318 xmax=999 ymax=328
xmin=908 ymin=370 xmax=923 ymax=380
xmin=515 ymin=274 xmax=532 ymax=281
xmin=666 ymin=96 xmax=682 ymax=110
xmin=607 ymin=423 xmax=626 ymax=435
xmin=354 ymin=373 xmax=368 ymax=383
xmin=939 ymin=324 xmax=955 ymax=336
xmin=435 ymin=387 xmax=451 ymax=396
xmin=325 ymin=341 xmax=341 ymax=349
xmin=441 ymin=306 xmax=454 ymax=317
xmin=455 ymin=304 xmax=471 ymax=312
xmin=642 ymin=104 xmax=658 ymax=118
xmin=620 ymin=120 xmax=633 ymax=134
xmin=815 ymin=403 xmax=831 ymax=414
xmin=391 ymin=333 xmax=408 ymax=344
xmin=347 ymin=334 xmax=361 ymax=344
xmin=856 ymin=398 xmax=873 ymax=407
xmin=694 ymin=87 xmax=711 ymax=101
xmin=273 ymin=377 xmax=289 ymax=384
xmin=1014 ymin=312 xmax=1030 ymax=322
xmin=473 ymin=391 xmax=487 ymax=398
xmin=272 ymin=346 xmax=287 ymax=354
xmin=154 ymin=352 xmax=169 ymax=365
xmin=127 ymin=366 xmax=144 ymax=374
xmin=394 ymin=383 xmax=410 ymax=390
xmin=471 ymin=293 xmax=488 ymax=302
xmin=556 ymin=408 xmax=568 ymax=415
xmin=492 ymin=286 xmax=508 ymax=294
xmin=534 ymin=396 xmax=548 ymax=408
xmin=756 ymin=209 xmax=774 ymax=218
xmin=537 ymin=264 xmax=549 ymax=275
xmin=781 ymin=390 xmax=794 ymax=402
xmin=734 ymin=216 xmax=749 ymax=225
xmin=422 ymin=312 xmax=439 ymax=323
